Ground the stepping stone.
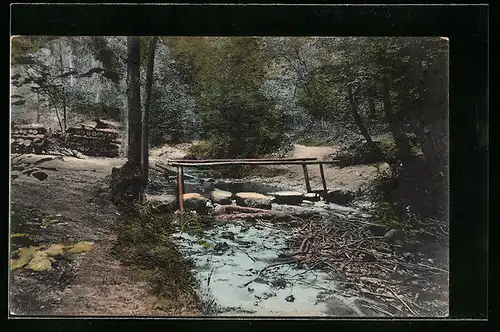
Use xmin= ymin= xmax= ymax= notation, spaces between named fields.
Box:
xmin=146 ymin=194 xmax=177 ymax=213
xmin=235 ymin=192 xmax=272 ymax=210
xmin=183 ymin=193 xmax=208 ymax=213
xmin=271 ymin=191 xmax=304 ymax=205
xmin=304 ymin=192 xmax=320 ymax=202
xmin=324 ymin=189 xmax=355 ymax=205
xmin=210 ymin=189 xmax=233 ymax=205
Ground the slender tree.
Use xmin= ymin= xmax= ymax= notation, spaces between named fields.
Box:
xmin=127 ymin=36 xmax=142 ymax=167
xmin=58 ymin=40 xmax=68 ymax=132
xmin=141 ymin=36 xmax=159 ymax=201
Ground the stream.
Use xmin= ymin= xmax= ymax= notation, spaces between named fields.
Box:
xmin=149 ymin=172 xmax=384 ymax=317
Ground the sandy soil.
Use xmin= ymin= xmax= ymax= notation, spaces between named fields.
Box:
xmin=254 ymin=144 xmax=383 ymax=193
xmin=150 ymin=141 xmax=199 ymax=161
xmin=9 ymin=154 xmax=195 ymax=316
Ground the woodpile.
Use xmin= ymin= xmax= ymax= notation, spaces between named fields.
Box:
xmin=11 ymin=124 xmax=48 ymax=154
xmin=66 ymin=119 xmax=123 ymax=158
xmin=10 ymin=119 xmax=123 ymax=158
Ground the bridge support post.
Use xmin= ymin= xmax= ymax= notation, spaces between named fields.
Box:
xmin=177 ymin=166 xmax=184 ymax=215
xmin=302 ymin=163 xmax=311 ymax=193
xmin=319 ymin=164 xmax=328 ymax=193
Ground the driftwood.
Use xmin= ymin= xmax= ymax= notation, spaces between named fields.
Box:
xmin=215 ymin=212 xmax=287 ymax=221
xmin=213 ymin=205 xmax=276 ymax=215
xmin=285 ymin=214 xmax=449 ymax=317
xmin=212 ymin=204 xmax=317 ymax=222
xmin=213 ymin=205 xmax=288 ymax=221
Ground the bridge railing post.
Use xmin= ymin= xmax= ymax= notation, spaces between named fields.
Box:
xmin=302 ymin=163 xmax=312 ymax=193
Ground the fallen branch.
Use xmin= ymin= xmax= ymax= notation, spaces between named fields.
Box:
xmin=332 ymin=236 xmax=383 ymax=252
xmin=214 ymin=205 xmax=278 ymax=215
xmin=215 ymin=212 xmax=289 ymax=221
xmin=213 ymin=205 xmax=317 ymax=222
xmin=360 ymin=302 xmax=395 ymax=317
xmin=207 ymin=268 xmax=215 ymax=286
xmin=240 ymin=260 xmax=298 ymax=288
xmin=387 ymin=287 xmax=419 ymax=316
xmin=416 ymin=263 xmax=448 ymax=274
xmin=291 ymin=258 xmax=327 ymax=278
xmin=360 ymin=289 xmax=396 ymax=300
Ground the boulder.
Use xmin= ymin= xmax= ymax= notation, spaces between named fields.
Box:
xmin=235 ymin=192 xmax=272 ymax=210
xmin=210 ymin=189 xmax=233 ymax=205
xmin=324 ymin=189 xmax=356 ymax=205
xmin=383 ymin=229 xmax=404 ymax=243
xmin=271 ymin=191 xmax=304 ymax=205
xmin=146 ymin=194 xmax=177 ymax=213
xmin=183 ymin=193 xmax=208 ymax=214
xmin=304 ymin=192 xmax=320 ymax=202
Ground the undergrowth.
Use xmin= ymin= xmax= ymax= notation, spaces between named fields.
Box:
xmin=186 ymin=140 xmax=293 ymax=178
xmin=112 ymin=205 xmax=199 ymax=303
xmin=368 ymin=159 xmax=448 ymax=257
xmin=331 ymin=136 xmax=421 ymax=167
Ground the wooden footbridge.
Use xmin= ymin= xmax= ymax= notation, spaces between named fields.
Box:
xmin=154 ymin=157 xmax=339 ymax=215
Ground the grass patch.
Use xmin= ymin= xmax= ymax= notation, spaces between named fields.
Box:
xmin=113 ymin=206 xmax=199 ymax=305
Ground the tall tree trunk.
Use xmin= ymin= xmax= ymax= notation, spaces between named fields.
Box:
xmin=36 ymin=92 xmax=41 ymax=123
xmin=414 ymin=86 xmax=438 ymax=168
xmin=58 ymin=41 xmax=67 ymax=133
xmin=124 ymin=36 xmax=143 ymax=202
xmin=127 ymin=36 xmax=143 ymax=166
xmin=347 ymin=84 xmax=380 ymax=153
xmin=368 ymin=98 xmax=376 ymax=119
xmin=109 ymin=37 xmax=144 ymax=207
xmin=382 ymin=79 xmax=411 ymax=159
xmin=141 ymin=36 xmax=159 ymax=203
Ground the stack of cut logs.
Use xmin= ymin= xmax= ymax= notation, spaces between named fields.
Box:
xmin=11 ymin=124 xmax=48 ymax=154
xmin=66 ymin=119 xmax=122 ymax=158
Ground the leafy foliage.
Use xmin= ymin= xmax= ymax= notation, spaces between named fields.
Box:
xmin=167 ymin=37 xmax=291 ymax=159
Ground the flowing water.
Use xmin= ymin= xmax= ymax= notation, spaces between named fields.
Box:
xmin=150 ymin=172 xmax=381 ymax=317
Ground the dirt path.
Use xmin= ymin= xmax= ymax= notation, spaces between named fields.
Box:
xmin=9 ymin=154 xmax=183 ymax=316
xmin=151 ymin=142 xmax=383 ymax=193
xmin=249 ymin=144 xmax=383 ymax=193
